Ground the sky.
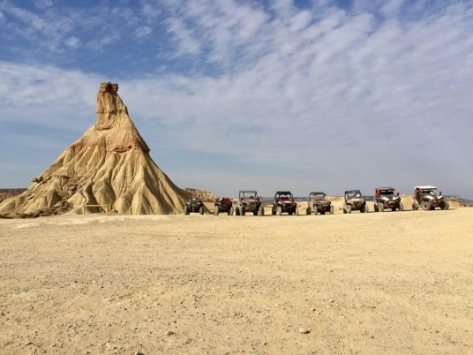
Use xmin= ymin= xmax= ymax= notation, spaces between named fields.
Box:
xmin=0 ymin=0 xmax=472 ymax=198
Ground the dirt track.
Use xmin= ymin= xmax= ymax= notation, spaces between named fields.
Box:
xmin=1 ymin=208 xmax=472 ymax=354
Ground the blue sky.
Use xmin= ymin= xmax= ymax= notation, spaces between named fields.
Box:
xmin=1 ymin=0 xmax=472 ymax=198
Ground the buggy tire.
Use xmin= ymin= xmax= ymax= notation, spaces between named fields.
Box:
xmin=184 ymin=206 xmax=190 ymax=215
xmin=199 ymin=206 xmax=204 ymax=215
xmin=399 ymin=202 xmax=404 ymax=211
xmin=228 ymin=207 xmax=234 ymax=216
xmin=277 ymin=206 xmax=282 ymax=216
xmin=374 ymin=203 xmax=379 ymax=212
xmin=346 ymin=205 xmax=352 ymax=214
xmin=364 ymin=205 xmax=369 ymax=213
xmin=412 ymin=203 xmax=418 ymax=211
xmin=241 ymin=207 xmax=246 ymax=216
xmin=214 ymin=206 xmax=219 ymax=216
xmin=306 ymin=207 xmax=311 ymax=215
xmin=422 ymin=202 xmax=431 ymax=211
xmin=330 ymin=206 xmax=334 ymax=214
xmin=259 ymin=206 xmax=265 ymax=216
xmin=272 ymin=207 xmax=276 ymax=215
xmin=314 ymin=206 xmax=318 ymax=215
xmin=343 ymin=204 xmax=347 ymax=214
xmin=236 ymin=207 xmax=240 ymax=216
xmin=295 ymin=207 xmax=299 ymax=216
xmin=379 ymin=204 xmax=384 ymax=212
xmin=444 ymin=201 xmax=450 ymax=210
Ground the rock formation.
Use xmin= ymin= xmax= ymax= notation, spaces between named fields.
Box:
xmin=184 ymin=188 xmax=218 ymax=202
xmin=0 ymin=83 xmax=190 ymax=215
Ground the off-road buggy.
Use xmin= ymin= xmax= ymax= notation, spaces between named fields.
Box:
xmin=184 ymin=198 xmax=204 ymax=215
xmin=272 ymin=191 xmax=298 ymax=215
xmin=412 ymin=186 xmax=449 ymax=211
xmin=306 ymin=192 xmax=334 ymax=215
xmin=343 ymin=190 xmax=368 ymax=213
xmin=214 ymin=197 xmax=233 ymax=216
xmin=232 ymin=190 xmax=264 ymax=216
xmin=374 ymin=187 xmax=404 ymax=212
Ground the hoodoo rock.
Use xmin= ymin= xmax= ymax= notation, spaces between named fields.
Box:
xmin=0 ymin=82 xmax=190 ymax=216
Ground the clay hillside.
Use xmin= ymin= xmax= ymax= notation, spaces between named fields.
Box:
xmin=0 ymin=83 xmax=192 ymax=216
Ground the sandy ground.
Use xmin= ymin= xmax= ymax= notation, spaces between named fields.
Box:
xmin=1 ymin=207 xmax=472 ymax=355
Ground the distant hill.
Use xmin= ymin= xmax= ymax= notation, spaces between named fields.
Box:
xmin=0 ymin=189 xmax=27 ymax=204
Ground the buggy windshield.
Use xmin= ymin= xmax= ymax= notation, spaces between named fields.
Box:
xmin=422 ymin=189 xmax=439 ymax=197
xmin=346 ymin=191 xmax=361 ymax=198
xmin=240 ymin=191 xmax=258 ymax=199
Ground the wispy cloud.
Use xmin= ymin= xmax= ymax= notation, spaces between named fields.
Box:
xmin=0 ymin=0 xmax=472 ymax=197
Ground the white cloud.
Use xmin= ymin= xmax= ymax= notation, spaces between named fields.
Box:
xmin=135 ymin=26 xmax=152 ymax=38
xmin=65 ymin=36 xmax=80 ymax=48
xmin=1 ymin=1 xmax=473 ymax=197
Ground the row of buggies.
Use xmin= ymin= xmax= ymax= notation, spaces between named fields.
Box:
xmin=184 ymin=186 xmax=449 ymax=215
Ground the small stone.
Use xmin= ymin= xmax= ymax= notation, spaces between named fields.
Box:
xmin=299 ymin=327 xmax=310 ymax=334
xmin=165 ymin=330 xmax=175 ymax=336
xmin=135 ymin=352 xmax=144 ymax=355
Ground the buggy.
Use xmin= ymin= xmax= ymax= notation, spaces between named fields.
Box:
xmin=184 ymin=198 xmax=204 ymax=215
xmin=272 ymin=191 xmax=298 ymax=215
xmin=343 ymin=190 xmax=368 ymax=213
xmin=214 ymin=197 xmax=233 ymax=216
xmin=306 ymin=192 xmax=334 ymax=215
xmin=232 ymin=190 xmax=264 ymax=216
xmin=412 ymin=186 xmax=449 ymax=210
xmin=374 ymin=187 xmax=403 ymax=212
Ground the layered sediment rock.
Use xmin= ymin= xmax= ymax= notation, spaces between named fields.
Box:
xmin=0 ymin=83 xmax=190 ymax=215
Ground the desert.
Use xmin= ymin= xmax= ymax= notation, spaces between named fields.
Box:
xmin=1 ymin=206 xmax=473 ymax=355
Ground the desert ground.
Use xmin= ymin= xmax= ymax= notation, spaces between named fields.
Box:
xmin=1 ymin=204 xmax=472 ymax=355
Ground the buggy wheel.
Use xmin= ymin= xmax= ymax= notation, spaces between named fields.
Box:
xmin=236 ymin=207 xmax=240 ymax=216
xmin=412 ymin=203 xmax=418 ymax=211
xmin=272 ymin=207 xmax=276 ymax=215
xmin=199 ymin=206 xmax=204 ymax=215
xmin=214 ymin=206 xmax=219 ymax=216
xmin=399 ymin=202 xmax=404 ymax=211
xmin=364 ymin=205 xmax=369 ymax=213
xmin=241 ymin=206 xmax=246 ymax=216
xmin=314 ymin=206 xmax=318 ymax=215
xmin=228 ymin=207 xmax=234 ymax=216
xmin=277 ymin=206 xmax=282 ymax=216
xmin=321 ymin=210 xmax=326 ymax=215
xmin=295 ymin=207 xmax=299 ymax=216
xmin=346 ymin=205 xmax=352 ymax=214
xmin=343 ymin=204 xmax=347 ymax=214
xmin=379 ymin=204 xmax=384 ymax=212
xmin=259 ymin=206 xmax=265 ymax=216
xmin=444 ymin=201 xmax=450 ymax=210
xmin=374 ymin=203 xmax=379 ymax=212
xmin=306 ymin=207 xmax=311 ymax=215
xmin=422 ymin=202 xmax=431 ymax=211
xmin=184 ymin=206 xmax=189 ymax=215
xmin=330 ymin=206 xmax=334 ymax=214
